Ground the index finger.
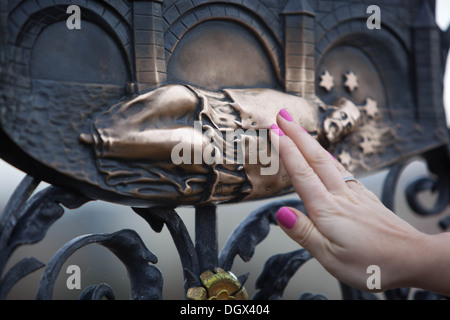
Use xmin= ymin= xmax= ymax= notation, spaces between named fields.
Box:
xmin=276 ymin=111 xmax=349 ymax=194
xmin=270 ymin=124 xmax=331 ymax=208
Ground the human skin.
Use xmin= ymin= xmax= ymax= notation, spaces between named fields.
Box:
xmin=271 ymin=108 xmax=450 ymax=295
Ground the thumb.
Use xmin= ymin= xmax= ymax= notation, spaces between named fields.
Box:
xmin=276 ymin=207 xmax=323 ymax=253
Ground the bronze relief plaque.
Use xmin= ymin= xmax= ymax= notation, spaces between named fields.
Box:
xmin=0 ymin=0 xmax=448 ymax=208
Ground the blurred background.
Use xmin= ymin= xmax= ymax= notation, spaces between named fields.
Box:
xmin=1 ymin=1 xmax=449 ymax=300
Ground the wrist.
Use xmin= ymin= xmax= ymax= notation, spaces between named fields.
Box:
xmin=407 ymin=231 xmax=450 ymax=295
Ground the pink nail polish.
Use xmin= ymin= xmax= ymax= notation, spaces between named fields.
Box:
xmin=328 ymin=151 xmax=337 ymax=161
xmin=276 ymin=207 xmax=297 ymax=229
xmin=270 ymin=124 xmax=285 ymax=136
xmin=280 ymin=108 xmax=293 ymax=122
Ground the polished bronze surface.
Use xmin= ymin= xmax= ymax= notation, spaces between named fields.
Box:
xmin=79 ymin=84 xmax=364 ymax=204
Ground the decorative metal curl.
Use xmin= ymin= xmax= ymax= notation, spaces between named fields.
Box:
xmin=79 ymin=283 xmax=115 ymax=300
xmin=405 ymin=176 xmax=449 ymax=216
xmin=0 ymin=175 xmax=163 ymax=300
xmin=0 ymin=175 xmax=89 ymax=299
xmin=132 ymin=206 xmax=203 ymax=294
xmin=36 ymin=229 xmax=163 ymax=300
xmin=219 ymin=199 xmax=308 ymax=271
xmin=253 ymin=249 xmax=313 ymax=300
xmin=382 ymin=147 xmax=450 ymax=231
xmin=405 ymin=147 xmax=450 ymax=224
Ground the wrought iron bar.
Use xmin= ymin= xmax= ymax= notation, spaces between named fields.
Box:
xmin=195 ymin=205 xmax=218 ymax=274
xmin=0 ymin=177 xmax=90 ymax=300
xmin=132 ymin=207 xmax=202 ymax=294
xmin=253 ymin=249 xmax=313 ymax=300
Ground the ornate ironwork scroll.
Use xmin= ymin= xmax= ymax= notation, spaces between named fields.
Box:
xmin=0 ymin=0 xmax=449 ymax=300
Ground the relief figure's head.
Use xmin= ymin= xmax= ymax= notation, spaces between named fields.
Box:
xmin=323 ymin=98 xmax=361 ymax=144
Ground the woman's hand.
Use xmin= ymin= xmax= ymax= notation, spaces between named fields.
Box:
xmin=270 ymin=108 xmax=450 ymax=294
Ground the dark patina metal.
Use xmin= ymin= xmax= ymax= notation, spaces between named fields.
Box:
xmin=0 ymin=0 xmax=449 ymax=299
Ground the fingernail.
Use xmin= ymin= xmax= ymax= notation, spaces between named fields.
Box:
xmin=270 ymin=124 xmax=285 ymax=136
xmin=280 ymin=108 xmax=293 ymax=122
xmin=276 ymin=207 xmax=297 ymax=229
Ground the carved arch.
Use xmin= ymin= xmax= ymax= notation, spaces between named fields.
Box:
xmin=8 ymin=0 xmax=133 ymax=82
xmin=163 ymin=2 xmax=283 ymax=85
